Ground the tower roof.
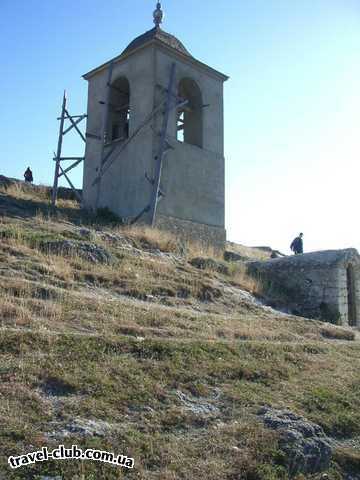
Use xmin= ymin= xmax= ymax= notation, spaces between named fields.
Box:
xmin=83 ymin=1 xmax=228 ymax=81
xmin=121 ymin=26 xmax=192 ymax=58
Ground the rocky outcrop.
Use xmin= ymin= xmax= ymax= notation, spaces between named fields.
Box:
xmin=46 ymin=418 xmax=116 ymax=439
xmin=40 ymin=240 xmax=114 ymax=264
xmin=258 ymin=407 xmax=332 ymax=476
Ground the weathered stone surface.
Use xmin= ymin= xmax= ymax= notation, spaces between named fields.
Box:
xmin=40 ymin=240 xmax=114 ymax=264
xmin=247 ymin=249 xmax=360 ymax=326
xmin=97 ymin=231 xmax=133 ymax=247
xmin=97 ymin=230 xmax=183 ymax=264
xmin=190 ymin=256 xmax=229 ymax=275
xmin=77 ymin=227 xmax=94 ymax=241
xmin=39 ymin=477 xmax=62 ymax=480
xmin=46 ymin=418 xmax=115 ymax=439
xmin=176 ymin=389 xmax=221 ymax=416
xmin=258 ymin=407 xmax=332 ymax=476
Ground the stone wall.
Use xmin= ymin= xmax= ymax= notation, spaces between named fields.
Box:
xmin=247 ymin=249 xmax=360 ymax=326
xmin=155 ymin=214 xmax=226 ymax=251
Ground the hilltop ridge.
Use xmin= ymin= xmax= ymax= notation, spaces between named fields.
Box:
xmin=0 ymin=178 xmax=360 ymax=480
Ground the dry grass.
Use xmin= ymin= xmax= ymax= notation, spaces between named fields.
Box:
xmin=320 ymin=325 xmax=356 ymax=341
xmin=120 ymin=224 xmax=180 ymax=253
xmin=0 ymin=180 xmax=80 ymax=216
xmin=0 ymin=181 xmax=50 ymax=201
xmin=0 ymin=209 xmax=355 ymax=345
xmin=228 ymin=261 xmax=262 ymax=294
xmin=187 ymin=239 xmax=224 ymax=260
xmin=1 ymin=181 xmax=360 ymax=479
xmin=118 ymin=224 xmax=225 ymax=261
xmin=226 ymin=241 xmax=273 ymax=261
xmin=333 ymin=447 xmax=360 ymax=474
xmin=0 ymin=228 xmax=355 ymax=345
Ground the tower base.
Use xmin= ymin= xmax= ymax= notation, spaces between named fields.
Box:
xmin=155 ymin=214 xmax=226 ymax=251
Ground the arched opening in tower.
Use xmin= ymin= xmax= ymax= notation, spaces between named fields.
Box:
xmin=177 ymin=78 xmax=203 ymax=148
xmin=347 ymin=264 xmax=357 ymax=326
xmin=107 ymin=76 xmax=130 ymax=143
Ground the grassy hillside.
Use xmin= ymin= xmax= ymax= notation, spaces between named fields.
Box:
xmin=0 ymin=181 xmax=359 ymax=480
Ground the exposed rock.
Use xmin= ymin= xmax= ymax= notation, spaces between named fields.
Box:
xmin=46 ymin=418 xmax=116 ymax=439
xmin=39 ymin=477 xmax=62 ymax=480
xmin=77 ymin=227 xmax=94 ymax=241
xmin=176 ymin=389 xmax=220 ymax=416
xmin=97 ymin=231 xmax=133 ymax=248
xmin=258 ymin=406 xmax=332 ymax=476
xmin=40 ymin=240 xmax=114 ymax=264
xmin=97 ymin=230 xmax=183 ymax=263
xmin=190 ymin=257 xmax=229 ymax=275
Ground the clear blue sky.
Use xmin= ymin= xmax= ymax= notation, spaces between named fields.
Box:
xmin=1 ymin=0 xmax=359 ymax=253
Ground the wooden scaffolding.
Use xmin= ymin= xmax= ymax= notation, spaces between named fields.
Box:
xmin=51 ymin=91 xmax=87 ymax=206
xmin=53 ymin=62 xmax=188 ymax=226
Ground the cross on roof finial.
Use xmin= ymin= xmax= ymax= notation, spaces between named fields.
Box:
xmin=153 ymin=2 xmax=164 ymax=28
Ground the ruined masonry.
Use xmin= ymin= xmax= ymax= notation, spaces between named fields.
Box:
xmin=248 ymin=249 xmax=360 ymax=327
xmin=82 ymin=3 xmax=228 ymax=248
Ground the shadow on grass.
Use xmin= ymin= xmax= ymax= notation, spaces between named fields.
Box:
xmin=0 ymin=181 xmax=123 ymax=228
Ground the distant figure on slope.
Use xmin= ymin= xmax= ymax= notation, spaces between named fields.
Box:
xmin=24 ymin=167 xmax=33 ymax=183
xmin=290 ymin=233 xmax=304 ymax=255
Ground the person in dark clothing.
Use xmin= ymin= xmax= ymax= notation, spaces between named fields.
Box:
xmin=290 ymin=233 xmax=304 ymax=255
xmin=24 ymin=167 xmax=33 ymax=183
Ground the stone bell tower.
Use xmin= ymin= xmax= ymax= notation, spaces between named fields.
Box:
xmin=82 ymin=2 xmax=228 ymax=247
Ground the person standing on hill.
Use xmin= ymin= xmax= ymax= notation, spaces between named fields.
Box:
xmin=290 ymin=233 xmax=304 ymax=255
xmin=24 ymin=167 xmax=33 ymax=183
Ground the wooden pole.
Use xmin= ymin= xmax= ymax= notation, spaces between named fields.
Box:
xmin=52 ymin=91 xmax=67 ymax=206
xmin=53 ymin=157 xmax=84 ymax=162
xmin=58 ymin=158 xmax=84 ymax=177
xmin=149 ymin=63 xmax=176 ymax=226
xmin=62 ymin=114 xmax=87 ymax=136
xmin=64 ymin=109 xmax=86 ymax=142
xmin=59 ymin=165 xmax=82 ymax=203
xmin=92 ymin=98 xmax=167 ymax=187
